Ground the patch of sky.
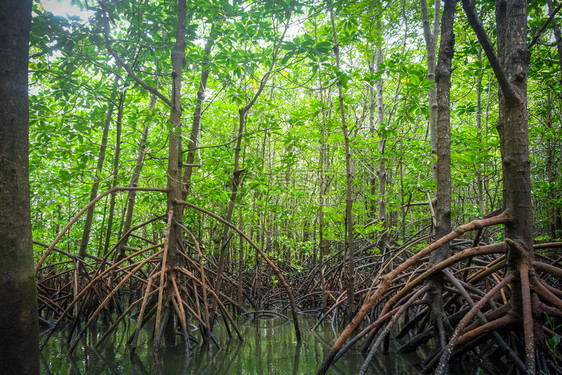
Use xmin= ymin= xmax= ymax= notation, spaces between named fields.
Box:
xmin=40 ymin=0 xmax=89 ymax=20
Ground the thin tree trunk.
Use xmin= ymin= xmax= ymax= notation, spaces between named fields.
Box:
xmin=212 ymin=14 xmax=292 ymax=323
xmin=116 ymin=94 xmax=156 ymax=259
xmin=476 ymin=46 xmax=485 ymax=216
xmin=375 ymin=24 xmax=388 ymax=256
xmin=182 ymin=25 xmax=218 ymax=198
xmin=237 ymin=182 xmax=244 ymax=311
xmin=79 ymin=78 xmax=118 ymax=259
xmin=316 ymin=21 xmax=329 ymax=311
xmin=546 ymin=0 xmax=562 ymax=237
xmin=327 ymin=0 xmax=355 ymax=322
xmin=102 ymin=88 xmax=126 ymax=256
xmin=428 ymin=0 xmax=456 ymax=348
xmin=545 ymin=92 xmax=557 ymax=239
xmin=420 ymin=0 xmax=441 ymax=180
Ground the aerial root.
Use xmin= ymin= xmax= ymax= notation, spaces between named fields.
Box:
xmin=444 ymin=269 xmax=526 ymax=370
xmin=37 ymin=191 xmax=305 ymax=357
xmin=433 ymin=273 xmax=514 ymax=375
xmin=358 ymin=285 xmax=429 ymax=374
xmin=317 ymin=213 xmax=511 ymax=375
xmin=520 ymin=261 xmax=536 ymax=375
xmin=532 ymin=275 xmax=562 ymax=312
xmin=176 ymin=199 xmax=301 ymax=342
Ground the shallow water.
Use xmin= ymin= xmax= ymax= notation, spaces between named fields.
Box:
xmin=40 ymin=314 xmax=418 ymax=374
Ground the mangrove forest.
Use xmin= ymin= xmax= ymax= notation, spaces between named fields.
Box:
xmin=1 ymin=0 xmax=562 ymax=373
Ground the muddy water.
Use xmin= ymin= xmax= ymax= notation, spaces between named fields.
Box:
xmin=40 ymin=314 xmax=418 ymax=374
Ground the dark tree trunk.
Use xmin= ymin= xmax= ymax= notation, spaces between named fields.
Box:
xmin=0 ymin=1 xmax=40 ymax=373
xmin=492 ymin=0 xmax=534 ymax=282
xmin=464 ymin=0 xmax=537 ymax=372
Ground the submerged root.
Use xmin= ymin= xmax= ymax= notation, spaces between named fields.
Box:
xmin=316 ymin=213 xmax=562 ymax=375
xmin=36 ymin=191 xmax=304 ymax=356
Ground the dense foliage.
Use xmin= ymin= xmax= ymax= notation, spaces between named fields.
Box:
xmin=29 ymin=0 xmax=560 ymax=265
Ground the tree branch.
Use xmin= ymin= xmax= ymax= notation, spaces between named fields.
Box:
xmin=461 ymin=0 xmax=520 ymax=104
xmin=528 ymin=0 xmax=562 ymax=49
xmin=99 ymin=1 xmax=172 ymax=107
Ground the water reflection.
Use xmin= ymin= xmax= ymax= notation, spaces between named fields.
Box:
xmin=40 ymin=315 xmax=417 ymax=374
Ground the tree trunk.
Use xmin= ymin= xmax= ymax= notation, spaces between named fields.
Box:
xmin=375 ymin=25 xmax=388 ymax=256
xmin=546 ymin=0 xmax=562 ymax=238
xmin=316 ymin=22 xmax=329 ymax=311
xmin=328 ymin=0 xmax=355 ymax=322
xmin=158 ymin=0 xmax=188 ymax=347
xmin=495 ymin=0 xmax=534 ymax=292
xmin=420 ymin=0 xmax=441 ymax=180
xmin=0 ymin=1 xmax=40 ymax=373
xmin=116 ymin=94 xmax=156 ymax=260
xmin=79 ymin=79 xmax=118 ymax=259
xmin=464 ymin=0 xmax=536 ymax=371
xmin=182 ymin=25 xmax=217 ymax=198
xmin=475 ymin=46 xmax=486 ymax=216
xmin=545 ymin=92 xmax=558 ymax=239
xmin=428 ymin=0 xmax=455 ymax=348
xmin=102 ymin=88 xmax=126 ymax=256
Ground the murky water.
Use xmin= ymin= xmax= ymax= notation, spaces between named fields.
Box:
xmin=40 ymin=314 xmax=418 ymax=374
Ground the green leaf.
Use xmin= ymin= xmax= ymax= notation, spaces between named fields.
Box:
xmin=314 ymin=41 xmax=332 ymax=55
xmin=547 ymin=334 xmax=560 ymax=348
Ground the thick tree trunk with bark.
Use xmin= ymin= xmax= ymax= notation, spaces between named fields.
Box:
xmin=0 ymin=1 xmax=40 ymax=373
xmin=463 ymin=0 xmax=537 ymax=372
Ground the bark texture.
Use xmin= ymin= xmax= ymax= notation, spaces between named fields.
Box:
xmin=428 ymin=0 xmax=455 ymax=347
xmin=464 ymin=0 xmax=537 ymax=372
xmin=0 ymin=0 xmax=40 ymax=373
xmin=420 ymin=0 xmax=441 ymax=179
xmin=160 ymin=0 xmax=188 ymax=346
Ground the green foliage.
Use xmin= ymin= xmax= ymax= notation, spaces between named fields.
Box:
xmin=545 ymin=313 xmax=562 ymax=351
xmin=28 ymin=0 xmax=560 ymax=265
